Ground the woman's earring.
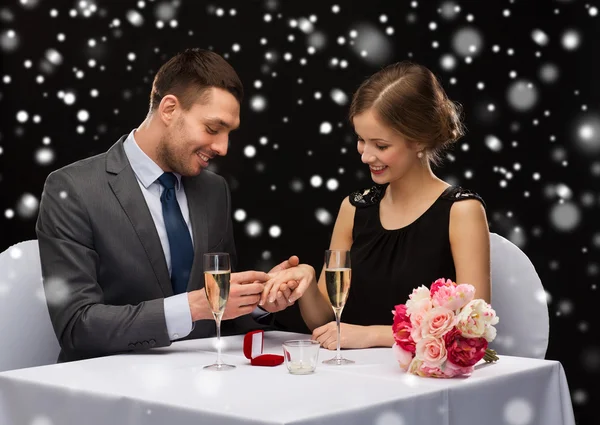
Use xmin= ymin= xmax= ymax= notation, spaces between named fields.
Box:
xmin=417 ymin=151 xmax=424 ymax=159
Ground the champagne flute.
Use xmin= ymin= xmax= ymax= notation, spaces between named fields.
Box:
xmin=203 ymin=253 xmax=235 ymax=371
xmin=323 ymin=249 xmax=354 ymax=365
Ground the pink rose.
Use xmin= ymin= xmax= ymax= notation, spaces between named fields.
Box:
xmin=451 ymin=284 xmax=475 ymax=310
xmin=443 ymin=361 xmax=474 ymax=378
xmin=392 ymin=304 xmax=415 ymax=353
xmin=409 ymin=308 xmax=428 ymax=344
xmin=430 ymin=278 xmax=455 ymax=297
xmin=444 ymin=328 xmax=488 ymax=367
xmin=408 ymin=301 xmax=432 ymax=344
xmin=431 ymin=282 xmax=475 ymax=311
xmin=405 ymin=286 xmax=432 ymax=317
xmin=431 ymin=285 xmax=457 ymax=308
xmin=393 ymin=304 xmax=408 ymax=319
xmin=420 ymin=307 xmax=456 ymax=339
xmin=408 ymin=358 xmax=447 ymax=378
xmin=405 ymin=286 xmax=433 ymax=345
xmin=393 ymin=343 xmax=414 ymax=371
xmin=407 ymin=356 xmax=473 ymax=378
xmin=410 ymin=326 xmax=422 ymax=345
xmin=431 ymin=285 xmax=470 ymax=311
xmin=418 ymin=364 xmax=448 ymax=378
xmin=416 ymin=336 xmax=447 ymax=367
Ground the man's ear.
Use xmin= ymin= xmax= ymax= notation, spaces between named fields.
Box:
xmin=158 ymin=94 xmax=179 ymax=125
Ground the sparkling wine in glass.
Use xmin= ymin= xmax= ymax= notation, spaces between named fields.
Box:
xmin=323 ymin=249 xmax=354 ymax=365
xmin=203 ymin=253 xmax=235 ymax=371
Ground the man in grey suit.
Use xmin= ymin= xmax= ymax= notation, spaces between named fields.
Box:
xmin=36 ymin=49 xmax=295 ymax=362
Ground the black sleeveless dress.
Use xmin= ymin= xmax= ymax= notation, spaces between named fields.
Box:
xmin=342 ymin=184 xmax=485 ymax=326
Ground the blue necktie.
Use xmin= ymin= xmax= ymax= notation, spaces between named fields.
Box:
xmin=157 ymin=172 xmax=194 ymax=295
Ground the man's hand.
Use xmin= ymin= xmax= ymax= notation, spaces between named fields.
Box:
xmin=230 ymin=270 xmax=270 ymax=285
xmin=268 ymin=255 xmax=300 ymax=274
xmin=188 ymin=270 xmax=268 ymax=321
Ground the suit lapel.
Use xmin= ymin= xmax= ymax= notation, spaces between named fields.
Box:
xmin=106 ymin=137 xmax=173 ymax=297
xmin=183 ymin=176 xmax=208 ymax=291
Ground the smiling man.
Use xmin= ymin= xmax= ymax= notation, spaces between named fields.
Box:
xmin=36 ymin=49 xmax=295 ymax=362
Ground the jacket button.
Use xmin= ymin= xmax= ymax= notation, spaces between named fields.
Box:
xmin=149 ymin=340 xmax=156 ymax=347
xmin=142 ymin=341 xmax=149 ymax=348
xmin=135 ymin=342 xmax=142 ymax=348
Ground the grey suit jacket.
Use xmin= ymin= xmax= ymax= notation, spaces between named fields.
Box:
xmin=36 ymin=136 xmax=261 ymax=362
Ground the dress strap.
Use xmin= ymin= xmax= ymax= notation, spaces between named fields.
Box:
xmin=348 ymin=184 xmax=388 ymax=208
xmin=440 ymin=186 xmax=486 ymax=208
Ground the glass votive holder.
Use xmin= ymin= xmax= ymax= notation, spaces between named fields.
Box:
xmin=282 ymin=340 xmax=320 ymax=375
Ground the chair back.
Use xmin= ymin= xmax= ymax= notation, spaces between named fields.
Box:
xmin=490 ymin=233 xmax=549 ymax=358
xmin=0 ymin=240 xmax=60 ymax=372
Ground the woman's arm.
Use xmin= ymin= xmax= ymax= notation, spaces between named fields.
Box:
xmin=312 ymin=323 xmax=394 ymax=349
xmin=449 ymin=199 xmax=491 ymax=303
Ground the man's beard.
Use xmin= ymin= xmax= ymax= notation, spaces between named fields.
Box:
xmin=157 ymin=133 xmax=185 ymax=175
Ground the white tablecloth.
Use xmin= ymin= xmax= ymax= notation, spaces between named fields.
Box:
xmin=0 ymin=331 xmax=575 ymax=425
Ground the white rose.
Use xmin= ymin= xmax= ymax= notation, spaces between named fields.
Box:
xmin=484 ymin=325 xmax=497 ymax=342
xmin=456 ymin=299 xmax=499 ymax=340
xmin=406 ymin=285 xmax=432 ymax=317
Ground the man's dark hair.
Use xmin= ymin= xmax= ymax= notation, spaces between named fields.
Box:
xmin=149 ymin=48 xmax=244 ymax=111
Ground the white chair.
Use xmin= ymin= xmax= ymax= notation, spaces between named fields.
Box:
xmin=489 ymin=232 xmax=549 ymax=359
xmin=0 ymin=240 xmax=60 ymax=372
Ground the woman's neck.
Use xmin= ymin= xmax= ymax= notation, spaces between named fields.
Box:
xmin=384 ymin=164 xmax=446 ymax=206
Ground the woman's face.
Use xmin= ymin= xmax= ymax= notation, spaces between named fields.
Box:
xmin=353 ymin=108 xmax=422 ymax=184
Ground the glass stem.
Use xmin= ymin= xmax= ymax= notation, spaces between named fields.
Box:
xmin=215 ymin=312 xmax=223 ymax=365
xmin=334 ymin=308 xmax=342 ymax=360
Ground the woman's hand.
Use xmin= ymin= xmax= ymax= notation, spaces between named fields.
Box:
xmin=260 ymin=264 xmax=316 ymax=307
xmin=312 ymin=322 xmax=373 ymax=350
xmin=258 ymin=256 xmax=300 ymax=313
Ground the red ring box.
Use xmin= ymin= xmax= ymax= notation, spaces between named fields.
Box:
xmin=243 ymin=330 xmax=285 ymax=366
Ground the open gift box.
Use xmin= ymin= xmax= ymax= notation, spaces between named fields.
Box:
xmin=243 ymin=330 xmax=285 ymax=366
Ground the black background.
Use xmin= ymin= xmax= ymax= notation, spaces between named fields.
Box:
xmin=1 ymin=0 xmax=598 ymax=423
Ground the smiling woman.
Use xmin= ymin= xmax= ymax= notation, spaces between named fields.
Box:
xmin=350 ymin=61 xmax=465 ymax=168
xmin=265 ymin=61 xmax=491 ymax=351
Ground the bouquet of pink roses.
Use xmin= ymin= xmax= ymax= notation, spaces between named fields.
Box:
xmin=392 ymin=278 xmax=499 ymax=378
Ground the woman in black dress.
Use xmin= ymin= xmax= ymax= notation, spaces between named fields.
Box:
xmin=262 ymin=62 xmax=491 ymax=349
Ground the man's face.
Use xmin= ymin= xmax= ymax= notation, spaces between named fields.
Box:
xmin=157 ymin=87 xmax=240 ymax=176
